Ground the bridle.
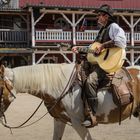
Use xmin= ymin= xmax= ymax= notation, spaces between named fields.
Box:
xmin=0 ymin=84 xmax=5 ymax=117
xmin=0 ymin=75 xmax=16 ymax=120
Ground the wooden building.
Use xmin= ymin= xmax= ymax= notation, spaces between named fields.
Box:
xmin=0 ymin=0 xmax=140 ymax=67
xmin=0 ymin=0 xmax=32 ymax=67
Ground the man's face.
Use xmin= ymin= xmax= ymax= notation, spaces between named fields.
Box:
xmin=97 ymin=12 xmax=109 ymax=26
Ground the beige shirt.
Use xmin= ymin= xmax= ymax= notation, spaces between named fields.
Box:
xmin=109 ymin=23 xmax=127 ymax=48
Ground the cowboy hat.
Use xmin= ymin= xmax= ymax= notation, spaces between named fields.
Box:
xmin=95 ymin=4 xmax=114 ymax=18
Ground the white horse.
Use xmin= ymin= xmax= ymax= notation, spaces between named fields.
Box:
xmin=0 ymin=63 xmax=140 ymax=140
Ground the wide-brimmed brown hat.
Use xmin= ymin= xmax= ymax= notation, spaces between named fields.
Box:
xmin=95 ymin=4 xmax=114 ymax=18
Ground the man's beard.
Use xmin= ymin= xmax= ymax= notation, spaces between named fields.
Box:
xmin=97 ymin=21 xmax=103 ymax=28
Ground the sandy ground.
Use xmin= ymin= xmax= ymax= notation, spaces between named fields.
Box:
xmin=0 ymin=94 xmax=140 ymax=140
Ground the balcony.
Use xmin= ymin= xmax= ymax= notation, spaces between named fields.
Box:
xmin=35 ymin=30 xmax=140 ymax=45
xmin=0 ymin=29 xmax=140 ymax=48
xmin=0 ymin=30 xmax=29 ymax=48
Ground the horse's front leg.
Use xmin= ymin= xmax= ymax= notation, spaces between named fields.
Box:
xmin=53 ymin=118 xmax=66 ymax=140
xmin=71 ymin=118 xmax=93 ymax=140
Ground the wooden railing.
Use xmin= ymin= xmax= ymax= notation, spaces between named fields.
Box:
xmin=76 ymin=30 xmax=98 ymax=41
xmin=35 ymin=30 xmax=140 ymax=43
xmin=125 ymin=32 xmax=130 ymax=42
xmin=0 ymin=30 xmax=28 ymax=43
xmin=35 ymin=30 xmax=72 ymax=41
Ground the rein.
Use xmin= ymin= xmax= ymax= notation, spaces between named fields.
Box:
xmin=4 ymin=81 xmax=16 ymax=99
xmin=1 ymin=100 xmax=43 ymax=129
xmin=0 ymin=78 xmax=15 ymax=126
xmin=1 ymin=64 xmax=76 ymax=129
xmin=0 ymin=75 xmax=45 ymax=129
xmin=0 ymin=86 xmax=7 ymax=123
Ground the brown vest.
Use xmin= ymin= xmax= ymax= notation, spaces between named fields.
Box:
xmin=95 ymin=23 xmax=112 ymax=43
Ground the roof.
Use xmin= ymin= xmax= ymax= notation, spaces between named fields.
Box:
xmin=19 ymin=0 xmax=140 ymax=10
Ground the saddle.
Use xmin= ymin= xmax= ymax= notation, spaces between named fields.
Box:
xmin=109 ymin=67 xmax=134 ymax=124
xmin=110 ymin=67 xmax=133 ymax=107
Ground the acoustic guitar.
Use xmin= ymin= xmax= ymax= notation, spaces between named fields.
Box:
xmin=87 ymin=42 xmax=126 ymax=73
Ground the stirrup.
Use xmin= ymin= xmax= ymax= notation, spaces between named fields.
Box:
xmin=81 ymin=119 xmax=92 ymax=127
xmin=81 ymin=116 xmax=98 ymax=128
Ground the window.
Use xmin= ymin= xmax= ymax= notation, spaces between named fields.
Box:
xmin=54 ymin=18 xmax=70 ymax=30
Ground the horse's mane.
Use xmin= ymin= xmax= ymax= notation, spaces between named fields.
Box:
xmin=127 ymin=65 xmax=140 ymax=79
xmin=127 ymin=65 xmax=140 ymax=70
xmin=12 ymin=64 xmax=75 ymax=96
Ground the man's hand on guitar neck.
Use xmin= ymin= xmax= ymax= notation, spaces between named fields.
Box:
xmin=72 ymin=46 xmax=88 ymax=54
xmin=72 ymin=46 xmax=80 ymax=53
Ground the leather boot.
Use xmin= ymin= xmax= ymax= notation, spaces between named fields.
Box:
xmin=82 ymin=98 xmax=98 ymax=127
xmin=88 ymin=98 xmax=98 ymax=113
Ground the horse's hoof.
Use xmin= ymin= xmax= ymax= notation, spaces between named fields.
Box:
xmin=133 ymin=111 xmax=139 ymax=118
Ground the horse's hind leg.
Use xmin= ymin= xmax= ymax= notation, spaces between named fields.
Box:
xmin=53 ymin=119 xmax=66 ymax=140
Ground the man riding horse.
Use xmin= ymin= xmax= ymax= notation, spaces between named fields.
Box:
xmin=72 ymin=4 xmax=127 ymax=127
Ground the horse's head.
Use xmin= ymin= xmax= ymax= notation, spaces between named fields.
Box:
xmin=0 ymin=64 xmax=15 ymax=118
